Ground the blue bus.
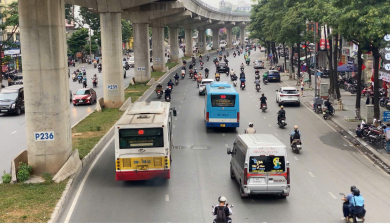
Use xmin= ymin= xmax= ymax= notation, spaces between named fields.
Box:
xmin=204 ymin=82 xmax=240 ymax=128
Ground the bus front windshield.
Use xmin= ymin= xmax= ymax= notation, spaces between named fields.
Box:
xmin=211 ymin=94 xmax=236 ymax=107
xmin=119 ymin=128 xmax=164 ymax=149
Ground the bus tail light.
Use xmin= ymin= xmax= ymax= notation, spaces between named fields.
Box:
xmin=244 ymin=168 xmax=248 ymax=185
xmin=237 ymin=112 xmax=240 ymax=122
xmin=287 ymin=167 xmax=290 ymax=184
xmin=165 ymin=156 xmax=169 ymax=169
xmin=206 ymin=112 xmax=209 ymax=122
xmin=116 ymin=158 xmax=121 ymax=170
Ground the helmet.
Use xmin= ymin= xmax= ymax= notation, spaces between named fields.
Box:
xmin=280 ymin=106 xmax=284 ymax=109
xmin=218 ymin=196 xmax=227 ymax=202
xmin=199 ymin=72 xmax=202 ymax=75
xmin=294 ymin=125 xmax=298 ymax=130
xmin=353 ymin=188 xmax=360 ymax=196
xmin=350 ymin=185 xmax=356 ymax=191
xmin=249 ymin=122 xmax=253 ymax=127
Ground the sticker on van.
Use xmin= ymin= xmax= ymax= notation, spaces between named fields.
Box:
xmin=249 ymin=156 xmax=285 ymax=173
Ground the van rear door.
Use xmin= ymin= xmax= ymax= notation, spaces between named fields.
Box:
xmin=247 ymin=155 xmax=268 ymax=192
xmin=265 ymin=155 xmax=288 ymax=192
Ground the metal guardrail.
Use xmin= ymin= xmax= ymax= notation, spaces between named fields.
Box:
xmin=191 ymin=0 xmax=251 ymax=16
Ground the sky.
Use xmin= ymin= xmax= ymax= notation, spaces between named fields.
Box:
xmin=204 ymin=0 xmax=254 ymax=8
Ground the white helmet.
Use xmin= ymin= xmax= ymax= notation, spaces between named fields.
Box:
xmin=218 ymin=196 xmax=227 ymax=202
xmin=249 ymin=122 xmax=253 ymax=127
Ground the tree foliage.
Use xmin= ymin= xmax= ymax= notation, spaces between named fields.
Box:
xmin=122 ymin=20 xmax=133 ymax=43
xmin=67 ymin=28 xmax=89 ymax=56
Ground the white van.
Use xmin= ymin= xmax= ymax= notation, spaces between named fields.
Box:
xmin=227 ymin=134 xmax=290 ymax=198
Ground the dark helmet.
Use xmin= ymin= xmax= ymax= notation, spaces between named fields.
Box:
xmin=353 ymin=188 xmax=360 ymax=196
xmin=350 ymin=185 xmax=357 ymax=192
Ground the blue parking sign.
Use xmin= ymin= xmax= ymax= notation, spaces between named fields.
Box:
xmin=383 ymin=111 xmax=390 ymax=122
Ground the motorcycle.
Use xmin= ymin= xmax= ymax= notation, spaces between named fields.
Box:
xmin=181 ymin=70 xmax=186 ymax=79
xmin=200 ymin=63 xmax=204 ymax=70
xmin=175 ymin=79 xmax=179 ymax=85
xmin=291 ymin=139 xmax=302 ymax=154
xmin=339 ymin=193 xmax=365 ymax=223
xmin=238 ymin=51 xmax=241 ymax=56
xmin=156 ymin=90 xmax=163 ymax=99
xmin=215 ymin=74 xmax=220 ymax=82
xmin=241 ymin=82 xmax=246 ymax=90
xmin=261 ymin=103 xmax=267 ymax=112
xmin=165 ymin=94 xmax=171 ymax=102
xmin=255 ymin=74 xmax=260 ymax=80
xmin=194 ymin=73 xmax=198 ymax=81
xmin=263 ymin=78 xmax=268 ymax=85
xmin=314 ymin=104 xmax=322 ymax=114
xmin=278 ymin=117 xmax=287 ymax=128
xmin=361 ymin=87 xmax=374 ymax=98
xmin=246 ymin=61 xmax=250 ymax=66
xmin=380 ymin=97 xmax=388 ymax=107
xmin=94 ymin=63 xmax=97 ymax=68
xmin=72 ymin=74 xmax=77 ymax=82
xmin=98 ymin=66 xmax=102 ymax=73
xmin=233 ymin=53 xmax=236 ymax=58
xmin=256 ymin=84 xmax=260 ymax=92
xmin=189 ymin=69 xmax=193 ymax=79
xmin=212 ymin=205 xmax=233 ymax=223
xmin=323 ymin=108 xmax=334 ymax=120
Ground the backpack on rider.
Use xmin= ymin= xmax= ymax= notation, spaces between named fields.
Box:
xmin=215 ymin=206 xmax=227 ymax=223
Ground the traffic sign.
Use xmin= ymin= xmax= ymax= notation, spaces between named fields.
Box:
xmin=385 ymin=64 xmax=390 ymax=71
xmin=386 ymin=53 xmax=390 ymax=61
xmin=384 ymin=34 xmax=390 ymax=42
xmin=301 ymin=65 xmax=307 ymax=72
xmin=383 ymin=111 xmax=390 ymax=122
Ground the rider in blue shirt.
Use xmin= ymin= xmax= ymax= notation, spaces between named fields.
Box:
xmin=349 ymin=188 xmax=365 ymax=220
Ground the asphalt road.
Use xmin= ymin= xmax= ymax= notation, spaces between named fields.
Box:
xmin=58 ymin=49 xmax=390 ymax=223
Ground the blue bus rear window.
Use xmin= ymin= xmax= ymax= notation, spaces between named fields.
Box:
xmin=211 ymin=95 xmax=235 ymax=107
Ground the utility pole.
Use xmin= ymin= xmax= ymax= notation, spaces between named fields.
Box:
xmin=314 ymin=23 xmax=317 ymax=97
xmin=89 ymin=28 xmax=92 ymax=59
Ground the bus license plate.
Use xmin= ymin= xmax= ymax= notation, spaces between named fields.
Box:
xmin=220 ymin=124 xmax=226 ymax=127
xmin=137 ymin=165 xmax=148 ymax=171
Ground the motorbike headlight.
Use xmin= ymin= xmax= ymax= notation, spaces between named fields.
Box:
xmin=11 ymin=103 xmax=15 ymax=109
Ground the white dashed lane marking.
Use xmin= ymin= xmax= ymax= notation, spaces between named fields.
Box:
xmin=308 ymin=172 xmax=315 ymax=177
xmin=165 ymin=195 xmax=169 ymax=202
xmin=173 ymin=125 xmax=176 ymax=129
xmin=293 ymin=156 xmax=299 ymax=161
xmin=11 ymin=131 xmax=17 ymax=134
xmin=222 ymin=133 xmax=225 ymax=136
xmin=225 ymin=144 xmax=229 ymax=147
xmin=328 ymin=192 xmax=337 ymax=199
xmin=268 ymin=124 xmax=271 ymax=127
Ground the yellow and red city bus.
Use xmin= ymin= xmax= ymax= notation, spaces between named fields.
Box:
xmin=115 ymin=101 xmax=174 ymax=181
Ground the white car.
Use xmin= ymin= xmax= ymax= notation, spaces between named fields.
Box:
xmin=276 ymin=87 xmax=300 ymax=106
xmin=198 ymin=79 xmax=214 ymax=95
xmin=127 ymin=57 xmax=134 ymax=68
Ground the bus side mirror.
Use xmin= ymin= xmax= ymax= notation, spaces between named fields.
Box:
xmin=227 ymin=148 xmax=232 ymax=155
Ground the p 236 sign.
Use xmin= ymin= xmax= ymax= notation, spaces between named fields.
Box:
xmin=34 ymin=131 xmax=54 ymax=141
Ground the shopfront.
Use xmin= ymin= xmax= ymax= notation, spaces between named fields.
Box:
xmin=2 ymin=48 xmax=22 ymax=72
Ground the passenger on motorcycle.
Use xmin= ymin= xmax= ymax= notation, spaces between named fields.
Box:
xmin=260 ymin=94 xmax=267 ymax=109
xmin=189 ymin=64 xmax=193 ymax=70
xmin=155 ymin=82 xmax=163 ymax=91
xmin=164 ymin=86 xmax=172 ymax=100
xmin=277 ymin=106 xmax=286 ymax=124
xmin=232 ymin=73 xmax=238 ymax=81
xmin=324 ymin=98 xmax=334 ymax=114
xmin=349 ymin=188 xmax=366 ymax=221
xmin=205 ymin=67 xmax=209 ymax=75
xmin=290 ymin=125 xmax=301 ymax=145
xmin=213 ymin=196 xmax=232 ymax=223
xmin=194 ymin=68 xmax=198 ymax=76
xmin=245 ymin=122 xmax=256 ymax=134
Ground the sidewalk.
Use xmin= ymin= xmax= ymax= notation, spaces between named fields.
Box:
xmin=280 ymin=74 xmax=390 ymax=170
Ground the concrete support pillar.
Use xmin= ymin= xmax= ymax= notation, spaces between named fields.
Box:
xmin=198 ymin=28 xmax=206 ymax=54
xmin=133 ymin=23 xmax=151 ymax=82
xmin=152 ymin=26 xmax=165 ymax=71
xmin=240 ymin=26 xmax=246 ymax=47
xmin=212 ymin=28 xmax=220 ymax=50
xmin=19 ymin=0 xmax=71 ymax=174
xmin=100 ymin=12 xmax=124 ymax=108
xmin=185 ymin=29 xmax=193 ymax=57
xmin=226 ymin=27 xmax=232 ymax=48
xmin=169 ymin=27 xmax=180 ymax=62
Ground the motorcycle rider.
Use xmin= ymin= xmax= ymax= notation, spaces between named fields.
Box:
xmin=240 ymin=76 xmax=246 ymax=87
xmin=197 ymin=72 xmax=203 ymax=85
xmin=213 ymin=196 xmax=232 ymax=223
xmin=194 ymin=68 xmax=198 ymax=77
xmin=82 ymin=76 xmax=87 ymax=88
xmin=324 ymin=98 xmax=334 ymax=114
xmin=245 ymin=56 xmax=250 ymax=65
xmin=189 ymin=63 xmax=194 ymax=70
xmin=245 ymin=122 xmax=256 ymax=134
xmin=167 ymin=79 xmax=174 ymax=90
xmin=224 ymin=58 xmax=229 ymax=66
xmin=290 ymin=125 xmax=301 ymax=145
xmin=240 ymin=63 xmax=244 ymax=71
xmin=240 ymin=70 xmax=245 ymax=79
xmin=205 ymin=67 xmax=210 ymax=77
xmin=233 ymin=51 xmax=236 ymax=57
xmin=174 ymin=73 xmax=180 ymax=83
xmin=164 ymin=86 xmax=172 ymax=101
xmin=91 ymin=74 xmax=98 ymax=87
xmin=277 ymin=106 xmax=286 ymax=124
xmin=254 ymin=79 xmax=261 ymax=90
xmin=263 ymin=72 xmax=268 ymax=82
xmin=342 ymin=186 xmax=357 ymax=220
xmin=260 ymin=93 xmax=267 ymax=109
xmin=206 ymin=54 xmax=210 ymax=61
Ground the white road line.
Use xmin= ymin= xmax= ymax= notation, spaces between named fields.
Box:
xmin=175 ymin=118 xmax=177 ymax=120
xmin=165 ymin=195 xmax=170 ymax=202
xmin=181 ymin=101 xmax=183 ymax=103
xmin=64 ymin=136 xmax=115 ymax=223
xmin=264 ymin=117 xmax=266 ymax=119
xmin=11 ymin=131 xmax=17 ymax=134
xmin=293 ymin=156 xmax=299 ymax=161
xmin=308 ymin=172 xmax=315 ymax=177
xmin=328 ymin=192 xmax=337 ymax=199
xmin=274 ymin=133 xmax=278 ymax=136
xmin=268 ymin=124 xmax=271 ymax=127
xmin=179 ymin=106 xmax=181 ymax=108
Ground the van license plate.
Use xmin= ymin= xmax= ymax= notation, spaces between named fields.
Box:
xmin=251 ymin=177 xmax=265 ymax=184
xmin=220 ymin=124 xmax=226 ymax=127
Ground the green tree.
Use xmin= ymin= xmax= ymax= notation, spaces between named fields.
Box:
xmin=79 ymin=7 xmax=100 ymax=32
xmin=232 ymin=27 xmax=240 ymax=39
xmin=0 ymin=1 xmax=19 ymax=86
xmin=121 ymin=20 xmax=133 ymax=44
xmin=164 ymin=26 xmax=169 ymax=39
xmin=67 ymin=28 xmax=89 ymax=57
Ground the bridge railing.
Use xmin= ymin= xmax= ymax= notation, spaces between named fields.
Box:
xmin=192 ymin=0 xmax=251 ymax=16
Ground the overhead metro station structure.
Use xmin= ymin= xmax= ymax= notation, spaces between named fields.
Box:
xmin=18 ymin=0 xmax=249 ymax=174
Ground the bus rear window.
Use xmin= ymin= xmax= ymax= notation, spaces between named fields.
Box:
xmin=211 ymin=95 xmax=235 ymax=107
xmin=249 ymin=156 xmax=285 ymax=173
xmin=119 ymin=128 xmax=164 ymax=149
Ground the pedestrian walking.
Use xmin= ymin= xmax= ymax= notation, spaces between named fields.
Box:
xmin=300 ymin=79 xmax=304 ymax=96
xmin=385 ymin=123 xmax=390 ymax=154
